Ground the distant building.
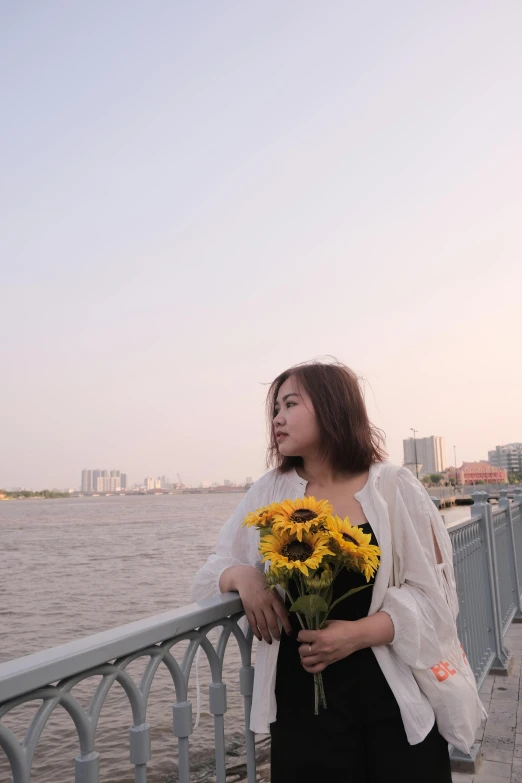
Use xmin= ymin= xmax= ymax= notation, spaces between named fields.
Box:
xmin=246 ymin=476 xmax=253 ymax=486
xmin=488 ymin=444 xmax=522 ymax=474
xmin=81 ymin=469 xmax=93 ymax=492
xmin=96 ymin=476 xmax=120 ymax=492
xmin=403 ymin=436 xmax=446 ymax=475
xmin=145 ymin=477 xmax=154 ymax=490
xmin=224 ymin=479 xmax=232 ymax=486
xmin=83 ymin=469 xmax=126 ymax=492
xmin=458 ymin=461 xmax=508 ymax=485
xmin=92 ymin=470 xmax=102 ymax=492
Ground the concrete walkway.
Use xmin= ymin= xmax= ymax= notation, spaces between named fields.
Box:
xmin=453 ymin=623 xmax=522 ymax=783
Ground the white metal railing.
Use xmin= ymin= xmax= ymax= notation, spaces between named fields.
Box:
xmin=0 ymin=594 xmax=255 ymax=783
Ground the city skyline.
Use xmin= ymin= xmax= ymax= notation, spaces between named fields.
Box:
xmin=3 ymin=434 xmax=519 ymax=492
xmin=1 ymin=3 xmax=521 ymax=490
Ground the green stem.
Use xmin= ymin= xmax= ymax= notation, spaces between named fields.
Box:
xmin=286 ymin=581 xmax=306 ymax=631
xmin=317 ymin=672 xmax=327 ymax=709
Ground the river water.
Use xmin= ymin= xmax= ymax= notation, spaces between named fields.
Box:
xmin=0 ymin=493 xmax=472 ymax=782
xmin=0 ymin=493 xmax=250 ymax=783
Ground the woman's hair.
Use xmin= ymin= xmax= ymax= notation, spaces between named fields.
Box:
xmin=266 ymin=359 xmax=387 ymax=473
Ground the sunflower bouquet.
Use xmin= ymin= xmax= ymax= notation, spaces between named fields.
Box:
xmin=243 ymin=497 xmax=381 ymax=714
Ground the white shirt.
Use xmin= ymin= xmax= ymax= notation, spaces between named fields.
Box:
xmin=191 ymin=461 xmax=459 ymax=744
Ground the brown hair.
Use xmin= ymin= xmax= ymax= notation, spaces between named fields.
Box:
xmin=266 ymin=359 xmax=387 ymax=473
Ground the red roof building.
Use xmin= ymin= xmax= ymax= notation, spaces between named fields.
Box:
xmin=457 ymin=461 xmax=508 ymax=485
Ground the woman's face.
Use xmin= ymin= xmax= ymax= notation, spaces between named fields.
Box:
xmin=273 ymin=376 xmax=321 ymax=458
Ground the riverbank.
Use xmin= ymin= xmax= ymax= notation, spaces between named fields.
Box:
xmin=0 ymin=492 xmax=70 ymax=500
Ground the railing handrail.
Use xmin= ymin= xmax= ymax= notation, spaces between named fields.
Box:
xmin=0 ymin=593 xmax=243 ymax=703
xmin=445 ymin=514 xmax=481 ymax=533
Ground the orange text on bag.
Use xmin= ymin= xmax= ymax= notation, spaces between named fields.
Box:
xmin=431 ymin=661 xmax=457 ymax=682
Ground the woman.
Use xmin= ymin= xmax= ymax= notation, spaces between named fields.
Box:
xmin=192 ymin=360 xmax=459 ymax=782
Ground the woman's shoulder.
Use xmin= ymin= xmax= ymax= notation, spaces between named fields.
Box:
xmin=372 ymin=461 xmax=425 ymax=489
xmin=370 ymin=461 xmax=429 ymax=507
xmin=248 ymin=467 xmax=298 ymax=495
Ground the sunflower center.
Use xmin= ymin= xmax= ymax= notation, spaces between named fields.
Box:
xmin=342 ymin=533 xmax=359 ymax=545
xmin=282 ymin=541 xmax=313 ymax=562
xmin=289 ymin=509 xmax=318 ymax=523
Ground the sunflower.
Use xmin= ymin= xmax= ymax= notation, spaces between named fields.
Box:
xmin=265 ymin=566 xmax=290 ymax=589
xmin=259 ymin=528 xmax=333 ymax=577
xmin=242 ymin=502 xmax=281 ymax=529
xmin=326 ymin=515 xmax=381 ymax=582
xmin=304 ymin=562 xmax=334 ymax=591
xmin=272 ymin=496 xmax=333 ymax=541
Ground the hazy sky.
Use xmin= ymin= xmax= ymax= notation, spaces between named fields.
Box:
xmin=1 ymin=2 xmax=521 ymax=489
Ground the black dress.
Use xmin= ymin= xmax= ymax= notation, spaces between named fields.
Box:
xmin=270 ymin=521 xmax=452 ymax=783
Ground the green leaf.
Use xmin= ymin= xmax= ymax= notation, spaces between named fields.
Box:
xmin=289 ymin=595 xmax=329 ymax=617
xmin=324 ymin=583 xmax=372 ymax=620
xmin=344 ymin=584 xmax=372 ymax=599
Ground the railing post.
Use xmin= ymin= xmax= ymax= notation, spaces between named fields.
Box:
xmin=74 ymin=751 xmax=100 ymax=783
xmin=239 ymin=665 xmax=257 ymax=783
xmin=129 ymin=723 xmax=151 ymax=783
xmin=479 ymin=492 xmax=512 ymax=674
xmin=209 ymin=682 xmax=227 ymax=783
xmin=499 ymin=490 xmax=522 ymax=622
xmin=173 ymin=700 xmax=193 ymax=783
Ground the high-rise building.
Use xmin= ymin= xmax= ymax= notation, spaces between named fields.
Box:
xmin=145 ymin=477 xmax=154 ymax=490
xmin=81 ymin=469 xmax=93 ymax=492
xmin=246 ymin=476 xmax=253 ymax=486
xmin=96 ymin=476 xmax=121 ymax=492
xmin=403 ymin=436 xmax=446 ymax=476
xmin=224 ymin=479 xmax=231 ymax=486
xmin=120 ymin=473 xmax=127 ymax=489
xmin=488 ymin=444 xmax=522 ymax=474
xmin=92 ymin=470 xmax=102 ymax=492
xmin=110 ymin=470 xmax=120 ymax=478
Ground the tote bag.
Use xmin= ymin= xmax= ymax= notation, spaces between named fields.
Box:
xmin=379 ymin=464 xmax=486 ymax=754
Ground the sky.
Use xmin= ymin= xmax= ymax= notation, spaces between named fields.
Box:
xmin=1 ymin=1 xmax=521 ymax=489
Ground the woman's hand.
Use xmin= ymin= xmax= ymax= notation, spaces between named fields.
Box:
xmin=220 ymin=565 xmax=292 ymax=644
xmin=297 ymin=620 xmax=361 ymax=673
xmin=297 ymin=612 xmax=394 ymax=673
